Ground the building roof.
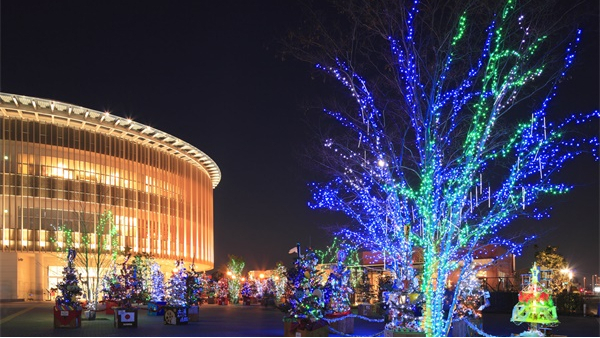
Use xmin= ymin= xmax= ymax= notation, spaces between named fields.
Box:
xmin=0 ymin=92 xmax=221 ymax=188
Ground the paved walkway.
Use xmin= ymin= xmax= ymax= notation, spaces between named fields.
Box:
xmin=0 ymin=301 xmax=598 ymax=337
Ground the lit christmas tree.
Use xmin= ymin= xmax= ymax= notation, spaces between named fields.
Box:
xmin=301 ymin=0 xmax=598 ymax=335
xmin=451 ymin=268 xmax=490 ymax=336
xmin=217 ymin=278 xmax=229 ymax=304
xmin=511 ymin=263 xmax=559 ymax=336
xmin=356 ymin=268 xmax=372 ymax=303
xmin=186 ymin=265 xmax=202 ymax=306
xmin=226 ymin=255 xmax=245 ymax=304
xmin=55 ymin=248 xmax=83 ymax=311
xmin=241 ymin=281 xmax=253 ymax=299
xmin=282 ymin=248 xmax=327 ymax=331
xmin=165 ymin=260 xmax=188 ymax=308
xmin=149 ymin=262 xmax=165 ymax=302
xmin=383 ymin=291 xmax=423 ymax=334
xmin=264 ymin=278 xmax=277 ymax=299
xmin=131 ymin=252 xmax=153 ymax=304
xmin=103 ymin=254 xmax=136 ymax=308
xmin=455 ymin=271 xmax=489 ymax=321
xmin=273 ymin=262 xmax=287 ymax=302
xmin=323 ymin=250 xmax=353 ymax=315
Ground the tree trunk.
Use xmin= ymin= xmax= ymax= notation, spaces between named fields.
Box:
xmin=422 ymin=252 xmax=451 ymax=337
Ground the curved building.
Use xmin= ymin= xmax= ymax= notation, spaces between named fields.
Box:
xmin=0 ymin=93 xmax=220 ymax=300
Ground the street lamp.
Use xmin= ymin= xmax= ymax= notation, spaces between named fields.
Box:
xmin=560 ymin=268 xmax=572 ymax=292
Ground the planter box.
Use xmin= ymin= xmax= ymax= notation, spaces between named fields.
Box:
xmin=451 ymin=318 xmax=482 ymax=337
xmin=384 ymin=329 xmax=426 ymax=337
xmin=114 ymin=307 xmax=138 ymax=328
xmin=188 ymin=305 xmax=200 ymax=322
xmin=105 ymin=301 xmax=118 ymax=315
xmin=53 ymin=308 xmax=81 ymax=328
xmin=148 ymin=301 xmax=167 ymax=316
xmin=164 ymin=306 xmax=188 ymax=325
xmin=326 ymin=315 xmax=354 ymax=334
xmin=217 ymin=298 xmax=229 ymax=306
xmin=207 ymin=297 xmax=216 ymax=304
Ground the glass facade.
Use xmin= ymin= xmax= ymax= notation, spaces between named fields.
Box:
xmin=0 ymin=93 xmax=219 ymax=272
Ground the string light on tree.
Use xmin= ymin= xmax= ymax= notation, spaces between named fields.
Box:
xmin=307 ymin=0 xmax=598 ymax=335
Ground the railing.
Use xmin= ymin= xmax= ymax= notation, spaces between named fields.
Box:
xmin=478 ymin=276 xmax=519 ymax=292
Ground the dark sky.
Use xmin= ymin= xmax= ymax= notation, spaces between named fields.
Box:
xmin=2 ymin=1 xmax=598 ymax=285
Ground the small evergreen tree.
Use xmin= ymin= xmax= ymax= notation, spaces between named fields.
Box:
xmin=165 ymin=260 xmax=188 ymax=308
xmin=55 ymin=248 xmax=83 ymax=311
xmin=323 ymin=250 xmax=353 ymax=315
xmin=186 ymin=265 xmax=202 ymax=306
xmin=149 ymin=262 xmax=165 ymax=302
xmin=281 ymin=249 xmax=327 ymax=330
xmin=217 ymin=278 xmax=229 ymax=302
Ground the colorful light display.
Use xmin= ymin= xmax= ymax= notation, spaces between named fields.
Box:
xmin=511 ymin=263 xmax=559 ymax=335
xmin=226 ymin=255 xmax=245 ymax=304
xmin=150 ymin=262 xmax=166 ymax=302
xmin=281 ymin=249 xmax=327 ymax=329
xmin=55 ymin=248 xmax=83 ymax=311
xmin=166 ymin=260 xmax=188 ymax=308
xmin=308 ymin=0 xmax=597 ymax=335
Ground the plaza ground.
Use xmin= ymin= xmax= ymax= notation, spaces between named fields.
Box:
xmin=0 ymin=301 xmax=599 ymax=337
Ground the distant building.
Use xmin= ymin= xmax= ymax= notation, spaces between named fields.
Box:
xmin=0 ymin=93 xmax=220 ymax=301
xmin=356 ymin=244 xmax=516 ymax=301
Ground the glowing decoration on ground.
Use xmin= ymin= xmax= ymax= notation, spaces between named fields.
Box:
xmin=307 ymin=0 xmax=598 ymax=335
xmin=511 ymin=263 xmax=559 ymax=335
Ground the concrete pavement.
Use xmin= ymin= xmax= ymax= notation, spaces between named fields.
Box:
xmin=1 ymin=301 xmax=598 ymax=337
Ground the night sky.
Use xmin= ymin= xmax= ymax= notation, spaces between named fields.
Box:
xmin=2 ymin=1 xmax=598 ymax=285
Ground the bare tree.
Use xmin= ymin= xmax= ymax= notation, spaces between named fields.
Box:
xmin=291 ymin=0 xmax=598 ymax=335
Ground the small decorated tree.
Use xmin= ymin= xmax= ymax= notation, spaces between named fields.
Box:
xmin=263 ymin=278 xmax=277 ymax=306
xmin=450 ymin=268 xmax=490 ymax=336
xmin=165 ymin=260 xmax=188 ymax=308
xmin=53 ymin=248 xmax=83 ymax=328
xmin=383 ymin=291 xmax=422 ymax=334
xmin=281 ymin=248 xmax=328 ymax=333
xmin=131 ymin=252 xmax=154 ymax=304
xmin=103 ymin=253 xmax=136 ymax=309
xmin=273 ymin=262 xmax=287 ymax=303
xmin=186 ymin=266 xmax=202 ymax=306
xmin=226 ymin=255 xmax=245 ymax=304
xmin=323 ymin=250 xmax=353 ymax=315
xmin=511 ymin=263 xmax=559 ymax=336
xmin=356 ymin=268 xmax=373 ymax=304
xmin=217 ymin=278 xmax=229 ymax=305
xmin=55 ymin=248 xmax=83 ymax=311
xmin=149 ymin=262 xmax=165 ymax=303
xmin=147 ymin=262 xmax=166 ymax=316
xmin=241 ymin=281 xmax=254 ymax=301
xmin=382 ymin=269 xmax=423 ymax=335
